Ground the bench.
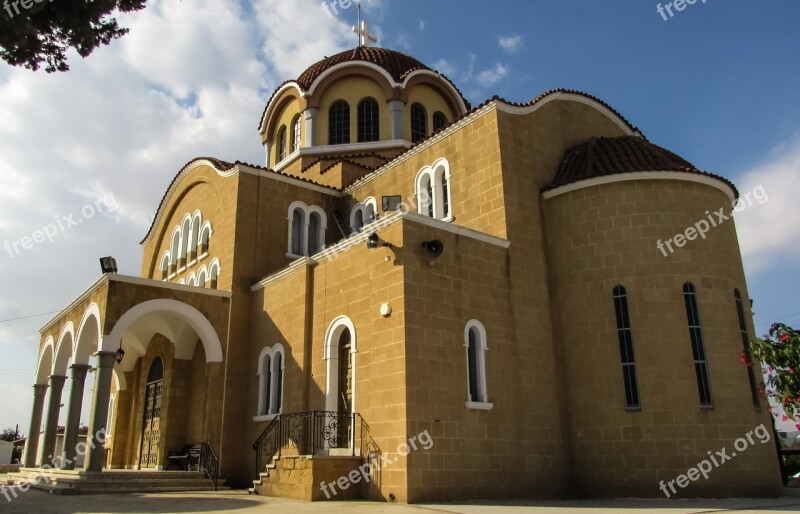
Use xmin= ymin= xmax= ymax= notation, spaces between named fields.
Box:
xmin=166 ymin=444 xmax=201 ymax=471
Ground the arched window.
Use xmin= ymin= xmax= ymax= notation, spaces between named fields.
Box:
xmin=357 ymin=97 xmax=380 ymax=143
xmin=187 ymin=273 xmax=197 ymax=287
xmin=277 ymin=125 xmax=288 ymax=162
xmin=180 ymin=217 xmax=191 ymax=267
xmin=350 ymin=206 xmax=365 ymax=234
xmin=170 ymin=229 xmax=181 ymax=272
xmin=735 ymin=289 xmax=760 ymax=408
xmin=257 ymin=344 xmax=285 ymax=418
xmin=208 ymin=260 xmax=220 ymax=289
xmin=464 ymin=320 xmax=491 ymax=409
xmin=188 ymin=212 xmax=201 ymax=260
xmin=160 ymin=253 xmax=170 ymax=280
xmin=416 ymin=160 xmax=453 ymax=221
xmin=683 ymin=282 xmax=712 ymax=406
xmin=199 ymin=222 xmax=212 ymax=255
xmin=308 ymin=212 xmax=320 ymax=255
xmin=411 ymin=103 xmax=427 ymax=143
xmin=291 ymin=116 xmax=302 ymax=153
xmin=433 ymin=111 xmax=448 ymax=132
xmin=613 ymin=286 xmax=640 ymax=408
xmin=364 ymin=198 xmax=377 ymax=223
xmin=290 ymin=207 xmax=305 ymax=256
xmin=197 ymin=268 xmax=207 ymax=288
xmin=329 ymin=100 xmax=350 ymax=145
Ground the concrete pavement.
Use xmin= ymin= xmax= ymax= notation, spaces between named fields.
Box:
xmin=2 ymin=488 xmax=800 ymax=513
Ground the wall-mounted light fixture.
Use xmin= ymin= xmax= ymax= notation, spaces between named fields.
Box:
xmin=100 ymin=256 xmax=118 ymax=274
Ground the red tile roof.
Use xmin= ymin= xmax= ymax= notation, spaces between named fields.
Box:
xmin=544 ymin=136 xmax=738 ymax=197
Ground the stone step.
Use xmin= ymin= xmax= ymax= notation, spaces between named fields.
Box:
xmin=6 ymin=469 xmax=225 ymax=495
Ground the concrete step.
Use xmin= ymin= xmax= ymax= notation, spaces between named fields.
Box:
xmin=7 ymin=469 xmax=225 ymax=495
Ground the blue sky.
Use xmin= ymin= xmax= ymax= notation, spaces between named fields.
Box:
xmin=0 ymin=0 xmax=798 ymax=433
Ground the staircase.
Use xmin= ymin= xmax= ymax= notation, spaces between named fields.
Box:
xmin=6 ymin=468 xmax=226 ymax=495
xmin=332 ymin=210 xmax=351 ymax=240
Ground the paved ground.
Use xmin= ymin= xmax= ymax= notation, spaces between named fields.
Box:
xmin=2 ymin=488 xmax=800 ymax=514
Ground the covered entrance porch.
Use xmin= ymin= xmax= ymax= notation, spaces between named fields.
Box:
xmin=21 ymin=273 xmax=230 ymax=482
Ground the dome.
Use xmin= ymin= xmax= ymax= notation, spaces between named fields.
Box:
xmin=296 ymin=47 xmax=431 ymax=90
xmin=546 ymin=136 xmax=737 ymax=195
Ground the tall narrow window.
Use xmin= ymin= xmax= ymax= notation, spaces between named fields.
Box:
xmin=329 ymin=100 xmax=350 ymax=145
xmin=358 ymin=98 xmax=380 ymax=143
xmin=433 ymin=111 xmax=448 ymax=132
xmin=273 ymin=352 xmax=283 ymax=414
xmin=291 ymin=208 xmax=304 ymax=256
xmin=261 ymin=355 xmax=272 ymax=416
xmin=683 ymin=282 xmax=713 ymax=406
xmin=291 ymin=116 xmax=302 ymax=153
xmin=464 ymin=320 xmax=492 ymax=409
xmin=308 ymin=212 xmax=320 ymax=255
xmin=439 ymin=172 xmax=450 ymax=219
xmin=277 ymin=126 xmax=287 ymax=162
xmin=411 ymin=103 xmax=427 ymax=143
xmin=735 ymin=289 xmax=760 ymax=408
xmin=613 ymin=286 xmax=640 ymax=408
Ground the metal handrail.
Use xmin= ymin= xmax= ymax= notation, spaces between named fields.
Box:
xmin=198 ymin=441 xmax=219 ymax=491
xmin=252 ymin=411 xmax=359 ymax=480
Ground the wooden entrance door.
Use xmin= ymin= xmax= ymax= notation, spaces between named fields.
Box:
xmin=140 ymin=357 xmax=164 ymax=469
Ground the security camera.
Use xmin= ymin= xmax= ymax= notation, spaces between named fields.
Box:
xmin=421 ymin=240 xmax=444 ymax=259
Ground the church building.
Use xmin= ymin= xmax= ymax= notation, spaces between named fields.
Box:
xmin=20 ymin=28 xmax=781 ymax=502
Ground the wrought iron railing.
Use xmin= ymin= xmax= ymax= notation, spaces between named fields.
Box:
xmin=198 ymin=441 xmax=219 ymax=491
xmin=253 ymin=411 xmax=358 ymax=479
xmin=359 ymin=416 xmax=382 ymax=488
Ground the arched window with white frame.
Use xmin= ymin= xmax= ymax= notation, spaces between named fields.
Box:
xmin=291 ymin=115 xmax=302 ymax=153
xmin=287 ymin=202 xmax=327 ymax=257
xmin=289 ymin=203 xmax=306 ymax=256
xmin=187 ymin=273 xmax=197 ymax=287
xmin=197 ymin=267 xmax=208 ymax=288
xmin=179 ymin=216 xmax=191 ymax=267
xmin=208 ymin=259 xmax=220 ymax=289
xmin=350 ymin=205 xmax=365 ymax=234
xmin=257 ymin=344 xmax=286 ymax=419
xmin=160 ymin=252 xmax=170 ymax=280
xmin=188 ymin=212 xmax=201 ymax=260
xmin=415 ymin=159 xmax=453 ymax=221
xmin=170 ymin=228 xmax=181 ymax=272
xmin=364 ymin=197 xmax=377 ymax=224
xmin=277 ymin=125 xmax=288 ymax=163
xmin=199 ymin=221 xmax=212 ymax=256
xmin=464 ymin=320 xmax=492 ymax=410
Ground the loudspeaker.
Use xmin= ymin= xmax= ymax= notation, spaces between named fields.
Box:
xmin=421 ymin=240 xmax=444 ymax=259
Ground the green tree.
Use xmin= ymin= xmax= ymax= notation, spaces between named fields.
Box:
xmin=1 ymin=427 xmax=22 ymax=463
xmin=748 ymin=323 xmax=800 ymax=423
xmin=0 ymin=0 xmax=147 ymax=73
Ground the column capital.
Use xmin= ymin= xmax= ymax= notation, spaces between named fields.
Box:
xmin=69 ymin=364 xmax=92 ymax=381
xmin=93 ymin=351 xmax=118 ymax=369
xmin=33 ymin=383 xmax=48 ymax=395
xmin=48 ymin=375 xmax=67 ymax=388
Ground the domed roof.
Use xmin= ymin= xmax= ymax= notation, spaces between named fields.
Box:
xmin=545 ymin=136 xmax=737 ymax=195
xmin=296 ymin=46 xmax=431 ymax=90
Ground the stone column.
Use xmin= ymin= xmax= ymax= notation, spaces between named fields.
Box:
xmin=60 ymin=364 xmax=91 ymax=470
xmin=39 ymin=375 xmax=67 ymax=467
xmin=389 ymin=100 xmax=404 ymax=140
xmin=85 ymin=352 xmax=116 ymax=472
xmin=263 ymin=141 xmax=272 ymax=168
xmin=304 ymin=108 xmax=318 ymax=147
xmin=22 ymin=384 xmax=48 ymax=468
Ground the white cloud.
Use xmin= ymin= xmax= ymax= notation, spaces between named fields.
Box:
xmin=0 ymin=0 xmax=349 ymax=431
xmin=498 ymin=34 xmax=524 ymax=53
xmin=735 ymin=137 xmax=800 ymax=274
xmin=419 ymin=19 xmax=425 ymax=32
xmin=476 ymin=63 xmax=509 ymax=87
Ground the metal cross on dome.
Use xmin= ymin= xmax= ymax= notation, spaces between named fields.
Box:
xmin=353 ymin=20 xmax=378 ymax=47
